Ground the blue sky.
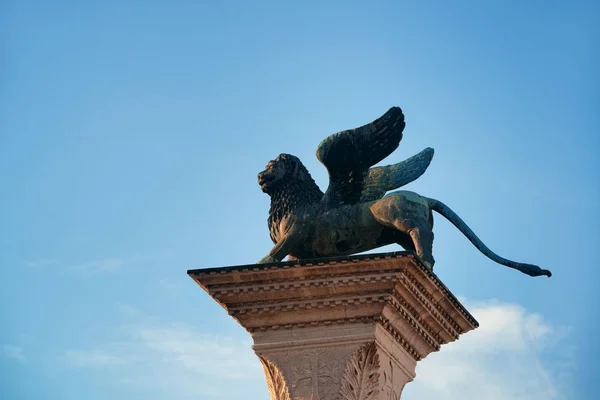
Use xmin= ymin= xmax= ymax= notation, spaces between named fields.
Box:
xmin=1 ymin=1 xmax=598 ymax=399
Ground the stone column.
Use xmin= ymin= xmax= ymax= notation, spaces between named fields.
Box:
xmin=188 ymin=251 xmax=478 ymax=399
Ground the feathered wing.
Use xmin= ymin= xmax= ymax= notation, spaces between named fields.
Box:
xmin=360 ymin=147 xmax=434 ymax=202
xmin=316 ymin=107 xmax=406 ymax=206
xmin=316 ymin=107 xmax=434 ymax=206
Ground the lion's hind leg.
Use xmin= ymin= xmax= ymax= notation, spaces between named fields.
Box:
xmin=408 ymin=226 xmax=435 ymax=270
xmin=370 ymin=194 xmax=435 ymax=270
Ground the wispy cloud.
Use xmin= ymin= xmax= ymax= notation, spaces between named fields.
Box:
xmin=68 ymin=258 xmax=124 ymax=276
xmin=158 ymin=278 xmax=181 ymax=294
xmin=62 ymin=307 xmax=264 ymax=399
xmin=132 ymin=324 xmax=259 ymax=381
xmin=402 ymin=300 xmax=573 ymax=400
xmin=1 ymin=344 xmax=25 ymax=362
xmin=59 ymin=301 xmax=573 ymax=400
xmin=22 ymin=257 xmax=125 ymax=276
xmin=63 ymin=349 xmax=129 ymax=367
xmin=22 ymin=258 xmax=59 ymax=269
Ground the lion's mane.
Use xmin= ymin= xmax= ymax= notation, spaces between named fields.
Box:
xmin=267 ymin=154 xmax=323 ymax=235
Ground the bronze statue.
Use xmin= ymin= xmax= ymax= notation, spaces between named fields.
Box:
xmin=257 ymin=107 xmax=551 ymax=277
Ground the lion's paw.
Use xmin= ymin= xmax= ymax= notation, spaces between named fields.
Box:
xmin=422 ymin=260 xmax=434 ymax=271
xmin=257 ymin=256 xmax=278 ymax=264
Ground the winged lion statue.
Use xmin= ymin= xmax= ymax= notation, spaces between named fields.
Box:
xmin=257 ymin=107 xmax=551 ymax=277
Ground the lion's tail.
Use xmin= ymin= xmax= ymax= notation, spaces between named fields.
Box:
xmin=426 ymin=197 xmax=552 ymax=277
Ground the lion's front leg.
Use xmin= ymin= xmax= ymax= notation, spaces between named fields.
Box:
xmin=258 ymin=254 xmax=299 ymax=264
xmin=257 ymin=217 xmax=306 ymax=264
xmin=256 ymin=234 xmax=301 ymax=264
xmin=257 ymin=255 xmax=279 ymax=264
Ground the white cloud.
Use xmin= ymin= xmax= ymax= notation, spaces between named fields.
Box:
xmin=132 ymin=324 xmax=260 ymax=380
xmin=62 ymin=308 xmax=265 ymax=400
xmin=1 ymin=344 xmax=25 ymax=362
xmin=402 ymin=300 xmax=572 ymax=400
xmin=60 ymin=301 xmax=572 ymax=400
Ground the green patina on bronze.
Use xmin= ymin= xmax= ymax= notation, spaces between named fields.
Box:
xmin=257 ymin=107 xmax=551 ymax=278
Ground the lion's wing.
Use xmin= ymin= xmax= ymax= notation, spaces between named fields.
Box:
xmin=360 ymin=147 xmax=434 ymax=202
xmin=316 ymin=107 xmax=406 ymax=206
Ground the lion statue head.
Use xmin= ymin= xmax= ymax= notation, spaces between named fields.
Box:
xmin=257 ymin=154 xmax=317 ymax=195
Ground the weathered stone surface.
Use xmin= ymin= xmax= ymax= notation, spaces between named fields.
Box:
xmin=256 ymin=106 xmax=551 ymax=277
xmin=188 ymin=252 xmax=479 ymax=399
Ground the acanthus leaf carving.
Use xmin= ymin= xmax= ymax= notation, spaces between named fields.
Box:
xmin=383 ymin=359 xmax=400 ymax=400
xmin=339 ymin=342 xmax=380 ymax=400
xmin=260 ymin=357 xmax=291 ymax=400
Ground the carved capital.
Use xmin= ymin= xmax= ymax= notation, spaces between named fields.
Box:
xmin=260 ymin=357 xmax=291 ymax=400
xmin=339 ymin=342 xmax=380 ymax=400
xmin=189 ymin=252 xmax=479 ymax=399
xmin=257 ymin=341 xmax=414 ymax=400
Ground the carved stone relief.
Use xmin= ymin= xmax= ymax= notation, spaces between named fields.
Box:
xmin=382 ymin=359 xmax=401 ymax=400
xmin=260 ymin=357 xmax=291 ymax=400
xmin=289 ymin=348 xmax=342 ymax=400
xmin=338 ymin=342 xmax=380 ymax=400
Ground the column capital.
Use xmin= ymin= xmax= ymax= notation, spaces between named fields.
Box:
xmin=189 ymin=252 xmax=478 ymax=399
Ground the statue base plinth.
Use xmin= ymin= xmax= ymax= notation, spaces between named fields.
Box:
xmin=188 ymin=251 xmax=478 ymax=399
